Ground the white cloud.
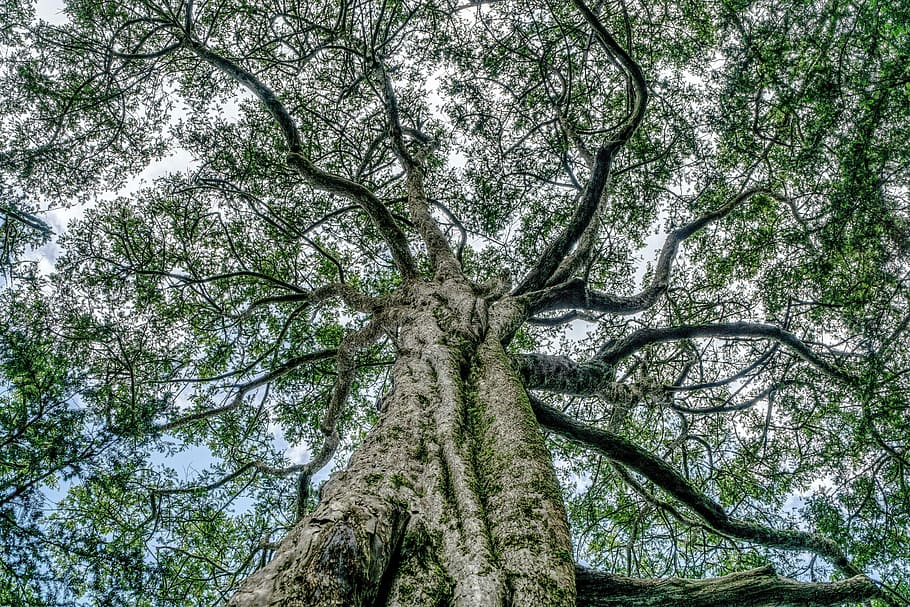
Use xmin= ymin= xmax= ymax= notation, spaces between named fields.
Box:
xmin=34 ymin=0 xmax=68 ymax=25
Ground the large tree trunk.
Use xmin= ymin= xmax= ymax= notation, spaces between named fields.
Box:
xmin=227 ymin=281 xmax=575 ymax=606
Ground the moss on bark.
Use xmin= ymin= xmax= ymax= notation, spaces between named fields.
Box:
xmin=226 ymin=282 xmax=576 ymax=607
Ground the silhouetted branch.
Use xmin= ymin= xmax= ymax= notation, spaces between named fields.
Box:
xmin=1 ymin=205 xmax=54 ymax=237
xmin=531 ymin=397 xmax=863 ymax=577
xmin=182 ymin=36 xmax=417 ymax=278
xmin=571 ymin=0 xmax=647 ymax=146
xmin=596 ymin=322 xmax=855 ymax=384
xmin=666 ymin=345 xmax=779 ymax=392
xmin=157 ymin=349 xmax=336 ymax=433
xmin=524 ymin=188 xmax=778 ymax=315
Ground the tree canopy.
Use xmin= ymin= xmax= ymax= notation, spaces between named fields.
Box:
xmin=1 ymin=0 xmax=909 ymax=605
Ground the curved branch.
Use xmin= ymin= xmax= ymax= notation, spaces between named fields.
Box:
xmin=526 ymin=310 xmax=598 ymax=326
xmin=531 ymin=398 xmax=863 ymax=577
xmin=377 ymin=65 xmax=418 ymax=171
xmin=190 ymin=178 xmax=367 ymax=242
xmin=524 ymin=0 xmax=651 ymax=289
xmin=286 ymin=151 xmax=417 ymax=278
xmin=513 ymin=0 xmax=650 ymax=296
xmin=667 ymin=345 xmax=780 ymax=393
xmin=524 ymin=188 xmax=777 ymax=316
xmin=597 ymin=322 xmax=856 ymax=385
xmin=671 ymin=383 xmax=791 ymax=415
xmin=189 ymin=178 xmax=352 ymax=283
xmin=182 ymin=37 xmax=302 ymax=152
xmin=111 ymin=42 xmax=182 ymax=60
xmin=125 ymin=265 xmax=306 ymax=295
xmin=157 ymin=349 xmax=337 ymax=433
xmin=610 ymin=462 xmax=701 ymax=528
xmin=515 ymin=318 xmax=849 ymax=397
xmin=151 ymin=453 xmax=322 ymax=499
xmin=157 ymin=321 xmax=382 ymax=518
xmin=160 ymin=303 xmax=309 ymax=388
xmin=376 ymin=65 xmax=461 ymax=279
xmin=182 ymin=37 xmax=416 ymax=278
xmin=513 ymin=145 xmax=616 ymax=295
xmin=575 ymin=565 xmax=880 ymax=607
xmin=571 ymin=0 xmax=647 ymax=146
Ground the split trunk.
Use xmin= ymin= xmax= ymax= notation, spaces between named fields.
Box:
xmin=226 ymin=280 xmax=576 ymax=606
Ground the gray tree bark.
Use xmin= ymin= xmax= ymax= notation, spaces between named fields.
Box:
xmin=575 ymin=565 xmax=881 ymax=607
xmin=226 ymin=280 xmax=575 ymax=607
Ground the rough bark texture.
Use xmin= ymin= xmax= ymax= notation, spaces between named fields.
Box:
xmin=226 ymin=281 xmax=575 ymax=606
xmin=575 ymin=565 xmax=881 ymax=607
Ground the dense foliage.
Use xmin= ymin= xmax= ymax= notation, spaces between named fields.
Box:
xmin=1 ymin=0 xmax=908 ymax=604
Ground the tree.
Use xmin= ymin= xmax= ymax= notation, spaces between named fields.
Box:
xmin=1 ymin=0 xmax=909 ymax=605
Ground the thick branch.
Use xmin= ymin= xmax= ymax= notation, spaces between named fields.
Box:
xmin=531 ymin=398 xmax=863 ymax=576
xmin=378 ymin=66 xmax=419 ymax=172
xmin=377 ymin=65 xmax=461 ymax=280
xmin=514 ymin=353 xmax=646 ymax=402
xmin=513 ymin=145 xmax=615 ymax=295
xmin=236 ymin=282 xmax=380 ymax=318
xmin=514 ymin=0 xmax=651 ymax=295
xmin=515 ymin=321 xmax=850 ymax=397
xmin=575 ymin=565 xmax=880 ymax=607
xmin=182 ymin=37 xmax=416 ymax=278
xmin=525 ymin=188 xmax=775 ymax=316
